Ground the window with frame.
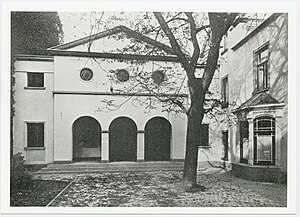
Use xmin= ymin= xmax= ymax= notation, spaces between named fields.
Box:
xmin=27 ymin=123 xmax=44 ymax=147
xmin=199 ymin=124 xmax=209 ymax=147
xmin=221 ymin=76 xmax=229 ymax=108
xmin=254 ymin=43 xmax=269 ymax=92
xmin=253 ymin=116 xmax=275 ymax=165
xmin=27 ymin=72 xmax=44 ymax=88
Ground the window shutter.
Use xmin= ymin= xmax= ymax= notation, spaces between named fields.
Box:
xmin=241 ymin=121 xmax=249 ymax=139
xmin=253 ymin=51 xmax=258 ymax=92
xmin=199 ymin=124 xmax=209 ymax=147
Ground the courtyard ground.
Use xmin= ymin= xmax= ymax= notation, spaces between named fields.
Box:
xmin=32 ymin=168 xmax=287 ymax=207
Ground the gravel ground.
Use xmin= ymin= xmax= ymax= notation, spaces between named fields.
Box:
xmin=10 ymin=180 xmax=69 ymax=206
xmin=34 ymin=168 xmax=287 ymax=207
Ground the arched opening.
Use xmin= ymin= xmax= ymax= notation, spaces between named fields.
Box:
xmin=109 ymin=117 xmax=137 ymax=162
xmin=145 ymin=117 xmax=171 ymax=161
xmin=72 ymin=116 xmax=101 ymax=161
xmin=254 ymin=116 xmax=276 ymax=165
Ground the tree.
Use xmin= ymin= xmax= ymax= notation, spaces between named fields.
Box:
xmin=10 ymin=12 xmax=63 ymax=156
xmin=83 ymin=12 xmax=240 ymax=190
xmin=11 ymin=12 xmax=63 ymax=56
xmin=154 ymin=13 xmax=239 ymax=189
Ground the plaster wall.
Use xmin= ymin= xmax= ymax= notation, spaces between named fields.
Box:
xmin=225 ymin=14 xmax=288 ymax=172
xmin=53 ymin=94 xmax=187 ymax=162
xmin=53 ymin=56 xmax=188 ymax=94
xmin=13 ymin=60 xmax=54 ymax=164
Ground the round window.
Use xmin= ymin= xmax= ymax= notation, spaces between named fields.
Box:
xmin=151 ymin=70 xmax=165 ymax=84
xmin=80 ymin=68 xmax=93 ymax=81
xmin=116 ymin=69 xmax=129 ymax=82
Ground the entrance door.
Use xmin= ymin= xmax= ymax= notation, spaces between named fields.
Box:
xmin=145 ymin=117 xmax=171 ymax=161
xmin=73 ymin=116 xmax=101 ymax=161
xmin=109 ymin=117 xmax=137 ymax=162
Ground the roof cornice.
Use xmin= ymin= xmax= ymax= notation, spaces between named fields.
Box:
xmin=48 ymin=49 xmax=179 ymax=62
xmin=48 ymin=25 xmax=176 ymax=56
xmin=13 ymin=55 xmax=54 ymax=62
xmin=231 ymin=13 xmax=283 ymax=51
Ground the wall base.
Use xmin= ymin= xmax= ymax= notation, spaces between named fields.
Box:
xmin=232 ymin=163 xmax=286 ymax=184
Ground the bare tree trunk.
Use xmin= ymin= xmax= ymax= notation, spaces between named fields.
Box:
xmin=182 ymin=78 xmax=205 ymax=190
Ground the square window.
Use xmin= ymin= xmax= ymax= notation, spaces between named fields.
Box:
xmin=27 ymin=73 xmax=44 ymax=88
xmin=27 ymin=123 xmax=44 ymax=147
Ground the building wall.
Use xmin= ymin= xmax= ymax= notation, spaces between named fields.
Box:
xmin=224 ymin=14 xmax=288 ymax=172
xmin=13 ymin=59 xmax=54 ymax=164
xmin=52 ymin=56 xmax=188 ymax=162
xmin=53 ymin=94 xmax=187 ymax=162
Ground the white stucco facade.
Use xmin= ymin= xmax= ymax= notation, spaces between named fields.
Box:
xmin=218 ymin=13 xmax=288 ymax=175
xmin=12 ymin=14 xmax=288 ymax=180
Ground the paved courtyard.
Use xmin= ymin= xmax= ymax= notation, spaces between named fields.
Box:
xmin=34 ymin=168 xmax=287 ymax=207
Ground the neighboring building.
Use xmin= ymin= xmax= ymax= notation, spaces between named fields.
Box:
xmin=217 ymin=13 xmax=288 ymax=183
xmin=12 ymin=13 xmax=288 ymax=183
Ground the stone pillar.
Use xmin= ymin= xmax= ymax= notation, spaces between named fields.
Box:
xmin=137 ymin=130 xmax=145 ymax=162
xmin=247 ymin=118 xmax=254 ymax=165
xmin=101 ymin=130 xmax=109 ymax=163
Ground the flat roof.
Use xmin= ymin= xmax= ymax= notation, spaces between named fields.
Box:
xmin=13 ymin=55 xmax=54 ymax=62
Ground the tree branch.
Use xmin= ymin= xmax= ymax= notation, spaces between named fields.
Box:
xmin=153 ymin=12 xmax=195 ymax=80
xmin=202 ymin=13 xmax=239 ymax=92
xmin=195 ymin=25 xmax=210 ymax=34
xmin=184 ymin=12 xmax=200 ymax=68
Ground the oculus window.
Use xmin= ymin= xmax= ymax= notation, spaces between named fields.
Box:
xmin=80 ymin=68 xmax=93 ymax=81
xmin=152 ymin=70 xmax=165 ymax=84
xmin=116 ymin=69 xmax=129 ymax=82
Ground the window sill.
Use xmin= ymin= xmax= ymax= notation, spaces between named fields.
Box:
xmin=252 ymin=88 xmax=269 ymax=95
xmin=24 ymin=87 xmax=46 ymax=90
xmin=198 ymin=146 xmax=211 ymax=149
xmin=221 ymin=48 xmax=228 ymax=56
xmin=221 ymin=102 xmax=229 ymax=109
xmin=24 ymin=147 xmax=45 ymax=150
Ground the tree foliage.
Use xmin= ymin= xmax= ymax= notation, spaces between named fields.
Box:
xmin=11 ymin=12 xmax=63 ymax=56
xmin=10 ymin=12 xmax=63 ymax=157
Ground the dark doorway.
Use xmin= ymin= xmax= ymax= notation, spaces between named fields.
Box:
xmin=221 ymin=131 xmax=229 ymax=161
xmin=145 ymin=117 xmax=171 ymax=161
xmin=109 ymin=117 xmax=137 ymax=162
xmin=73 ymin=116 xmax=101 ymax=161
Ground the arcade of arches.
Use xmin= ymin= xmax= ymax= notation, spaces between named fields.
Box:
xmin=72 ymin=116 xmax=172 ymax=162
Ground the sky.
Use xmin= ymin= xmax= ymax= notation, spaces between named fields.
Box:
xmin=58 ymin=12 xmax=271 ymax=45
xmin=59 ymin=12 xmax=96 ymax=43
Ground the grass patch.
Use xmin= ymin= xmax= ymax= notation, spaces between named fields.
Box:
xmin=10 ymin=179 xmax=69 ymax=206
